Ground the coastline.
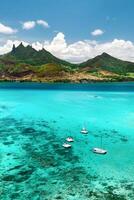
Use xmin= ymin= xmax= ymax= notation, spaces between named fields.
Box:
xmin=0 ymin=76 xmax=133 ymax=84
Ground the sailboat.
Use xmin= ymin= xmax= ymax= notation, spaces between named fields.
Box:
xmin=62 ymin=143 xmax=71 ymax=148
xmin=81 ymin=127 xmax=88 ymax=134
xmin=92 ymin=135 xmax=107 ymax=155
xmin=81 ymin=123 xmax=88 ymax=134
xmin=66 ymin=137 xmax=74 ymax=142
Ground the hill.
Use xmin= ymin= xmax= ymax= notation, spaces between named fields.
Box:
xmin=79 ymin=53 xmax=134 ymax=75
xmin=1 ymin=43 xmax=74 ymax=67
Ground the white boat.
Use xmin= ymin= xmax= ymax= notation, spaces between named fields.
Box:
xmin=66 ymin=137 xmax=74 ymax=142
xmin=92 ymin=147 xmax=107 ymax=154
xmin=81 ymin=127 xmax=88 ymax=134
xmin=62 ymin=143 xmax=71 ymax=148
xmin=92 ymin=135 xmax=107 ymax=155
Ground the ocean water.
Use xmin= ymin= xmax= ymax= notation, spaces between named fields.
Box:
xmin=0 ymin=82 xmax=134 ymax=200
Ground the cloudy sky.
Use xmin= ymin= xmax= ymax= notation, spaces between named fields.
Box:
xmin=0 ymin=0 xmax=134 ymax=63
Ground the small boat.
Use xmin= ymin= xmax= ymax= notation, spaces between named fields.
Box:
xmin=62 ymin=143 xmax=71 ymax=148
xmin=66 ymin=137 xmax=74 ymax=142
xmin=92 ymin=147 xmax=107 ymax=154
xmin=92 ymin=135 xmax=107 ymax=155
xmin=81 ymin=127 xmax=88 ymax=134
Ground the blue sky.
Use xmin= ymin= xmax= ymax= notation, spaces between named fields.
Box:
xmin=0 ymin=0 xmax=134 ymax=63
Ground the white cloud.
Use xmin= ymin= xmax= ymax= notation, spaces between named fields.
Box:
xmin=0 ymin=23 xmax=17 ymax=34
xmin=32 ymin=42 xmax=43 ymax=51
xmin=44 ymin=32 xmax=67 ymax=53
xmin=43 ymin=33 xmax=134 ymax=63
xmin=91 ymin=29 xmax=104 ymax=36
xmin=1 ymin=33 xmax=134 ymax=63
xmin=22 ymin=21 xmax=36 ymax=30
xmin=37 ymin=20 xmax=49 ymax=28
xmin=22 ymin=19 xmax=49 ymax=30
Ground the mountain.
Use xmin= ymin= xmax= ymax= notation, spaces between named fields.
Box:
xmin=79 ymin=53 xmax=134 ymax=74
xmin=2 ymin=43 xmax=74 ymax=67
xmin=0 ymin=44 xmax=76 ymax=81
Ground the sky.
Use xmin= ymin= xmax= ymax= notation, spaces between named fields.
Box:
xmin=0 ymin=0 xmax=134 ymax=63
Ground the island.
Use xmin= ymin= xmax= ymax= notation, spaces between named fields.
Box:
xmin=0 ymin=43 xmax=134 ymax=83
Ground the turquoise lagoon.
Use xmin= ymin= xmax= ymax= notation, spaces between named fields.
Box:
xmin=0 ymin=82 xmax=134 ymax=200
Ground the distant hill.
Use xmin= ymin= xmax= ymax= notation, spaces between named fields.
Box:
xmin=79 ymin=53 xmax=134 ymax=74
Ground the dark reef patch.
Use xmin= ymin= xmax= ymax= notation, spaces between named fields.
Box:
xmin=120 ymin=137 xmax=128 ymax=142
xmin=8 ymin=164 xmax=23 ymax=171
xmin=2 ymin=175 xmax=15 ymax=182
xmin=3 ymin=141 xmax=14 ymax=145
xmin=22 ymin=127 xmax=36 ymax=135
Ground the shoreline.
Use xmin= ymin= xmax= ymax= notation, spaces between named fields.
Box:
xmin=0 ymin=78 xmax=133 ymax=84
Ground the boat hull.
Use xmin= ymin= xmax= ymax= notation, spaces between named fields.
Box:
xmin=81 ymin=130 xmax=88 ymax=134
xmin=92 ymin=148 xmax=107 ymax=155
xmin=62 ymin=143 xmax=71 ymax=148
xmin=66 ymin=137 xmax=74 ymax=142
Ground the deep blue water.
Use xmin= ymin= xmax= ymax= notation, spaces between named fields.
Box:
xmin=0 ymin=82 xmax=134 ymax=200
xmin=0 ymin=82 xmax=133 ymax=91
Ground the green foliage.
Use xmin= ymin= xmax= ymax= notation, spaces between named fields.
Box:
xmin=127 ymin=72 xmax=134 ymax=78
xmin=34 ymin=63 xmax=68 ymax=77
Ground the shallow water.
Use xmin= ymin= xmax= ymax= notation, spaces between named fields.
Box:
xmin=0 ymin=82 xmax=134 ymax=200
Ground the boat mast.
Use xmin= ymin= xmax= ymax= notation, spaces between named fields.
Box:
xmin=100 ymin=135 xmax=102 ymax=148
